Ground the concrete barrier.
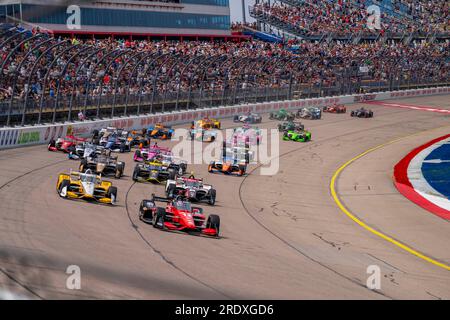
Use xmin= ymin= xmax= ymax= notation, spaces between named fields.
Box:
xmin=0 ymin=87 xmax=448 ymax=150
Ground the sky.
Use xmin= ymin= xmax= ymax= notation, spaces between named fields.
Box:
xmin=229 ymin=0 xmax=256 ymax=23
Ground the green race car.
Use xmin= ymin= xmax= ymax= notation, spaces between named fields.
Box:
xmin=269 ymin=109 xmax=295 ymax=121
xmin=278 ymin=121 xmax=304 ymax=132
xmin=282 ymin=130 xmax=311 ymax=142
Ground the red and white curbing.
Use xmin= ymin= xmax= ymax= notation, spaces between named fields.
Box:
xmin=393 ymin=134 xmax=450 ymax=220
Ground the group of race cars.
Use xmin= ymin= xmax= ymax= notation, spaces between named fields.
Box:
xmin=50 ymin=117 xmax=258 ymax=238
xmin=51 ymin=104 xmax=373 ymax=238
xmin=271 ymin=104 xmax=373 ymax=142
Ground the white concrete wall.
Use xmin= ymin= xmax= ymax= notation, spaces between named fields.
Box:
xmin=0 ymin=86 xmax=448 ymax=150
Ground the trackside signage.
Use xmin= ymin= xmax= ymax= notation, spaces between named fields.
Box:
xmin=0 ymin=87 xmax=448 ymax=150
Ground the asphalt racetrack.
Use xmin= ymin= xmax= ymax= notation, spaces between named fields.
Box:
xmin=0 ymin=95 xmax=449 ymax=300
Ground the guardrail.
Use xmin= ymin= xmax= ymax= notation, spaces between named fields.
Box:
xmin=0 ymin=86 xmax=448 ymax=150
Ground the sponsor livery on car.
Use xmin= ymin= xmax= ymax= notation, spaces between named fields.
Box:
xmin=139 ymin=195 xmax=220 ymax=237
xmin=56 ymin=170 xmax=117 ymax=205
xmin=165 ymin=176 xmax=216 ymax=205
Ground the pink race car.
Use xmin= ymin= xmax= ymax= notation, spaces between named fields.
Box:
xmin=133 ymin=145 xmax=172 ymax=162
xmin=228 ymin=126 xmax=262 ymax=146
xmin=48 ymin=135 xmax=87 ymax=153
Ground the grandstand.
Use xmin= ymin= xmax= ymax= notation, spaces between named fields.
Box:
xmin=0 ymin=1 xmax=448 ymax=127
xmin=0 ymin=0 xmax=234 ymax=40
xmin=250 ymin=0 xmax=449 ymax=42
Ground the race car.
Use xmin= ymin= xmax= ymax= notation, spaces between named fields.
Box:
xmin=152 ymin=153 xmax=188 ymax=177
xmin=165 ymin=176 xmax=216 ymax=205
xmin=351 ymin=108 xmax=373 ymax=118
xmin=102 ymin=132 xmax=132 ymax=153
xmin=228 ymin=125 xmax=262 ymax=146
xmin=56 ymin=169 xmax=117 ymax=205
xmin=147 ymin=123 xmax=174 ymax=140
xmin=132 ymin=162 xmax=177 ymax=184
xmin=223 ymin=143 xmax=253 ymax=163
xmin=233 ymin=113 xmax=262 ymax=124
xmin=323 ymin=104 xmax=347 ymax=114
xmin=208 ymin=156 xmax=247 ymax=177
xmin=269 ymin=109 xmax=295 ymax=121
xmin=79 ymin=151 xmax=125 ymax=179
xmin=278 ymin=121 xmax=304 ymax=132
xmin=282 ymin=129 xmax=312 ymax=142
xmin=188 ymin=127 xmax=218 ymax=142
xmin=129 ymin=129 xmax=151 ymax=148
xmin=134 ymin=144 xmax=172 ymax=162
xmin=296 ymin=107 xmax=322 ymax=120
xmin=195 ymin=117 xmax=221 ymax=129
xmin=48 ymin=135 xmax=87 ymax=153
xmin=72 ymin=142 xmax=104 ymax=159
xmin=139 ymin=194 xmax=220 ymax=237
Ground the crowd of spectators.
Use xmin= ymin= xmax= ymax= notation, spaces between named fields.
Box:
xmin=389 ymin=0 xmax=449 ymax=32
xmin=251 ymin=0 xmax=448 ymax=37
xmin=0 ymin=23 xmax=448 ymax=115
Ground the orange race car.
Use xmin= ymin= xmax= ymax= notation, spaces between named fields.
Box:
xmin=147 ymin=123 xmax=174 ymax=140
xmin=208 ymin=156 xmax=247 ymax=177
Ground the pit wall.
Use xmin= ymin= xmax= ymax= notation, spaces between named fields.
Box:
xmin=0 ymin=87 xmax=448 ymax=150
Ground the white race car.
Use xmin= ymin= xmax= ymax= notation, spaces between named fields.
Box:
xmin=165 ymin=176 xmax=216 ymax=205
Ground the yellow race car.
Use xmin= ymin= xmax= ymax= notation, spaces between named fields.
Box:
xmin=195 ymin=117 xmax=221 ymax=129
xmin=56 ymin=170 xmax=117 ymax=205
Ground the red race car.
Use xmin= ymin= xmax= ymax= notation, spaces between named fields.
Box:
xmin=48 ymin=135 xmax=87 ymax=153
xmin=323 ymin=104 xmax=347 ymax=114
xmin=139 ymin=194 xmax=220 ymax=237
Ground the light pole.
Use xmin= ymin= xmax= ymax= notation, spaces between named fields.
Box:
xmin=241 ymin=0 xmax=247 ymax=24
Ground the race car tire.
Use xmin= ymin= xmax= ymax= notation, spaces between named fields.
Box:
xmin=139 ymin=204 xmax=153 ymax=222
xmin=58 ymin=180 xmax=70 ymax=198
xmin=166 ymin=184 xmax=176 ymax=199
xmin=132 ymin=167 xmax=140 ymax=182
xmin=245 ymin=152 xmax=250 ymax=164
xmin=180 ymin=163 xmax=187 ymax=175
xmin=153 ymin=208 xmax=166 ymax=229
xmin=351 ymin=111 xmax=355 ymax=117
xmin=48 ymin=139 xmax=56 ymax=151
xmin=116 ymin=163 xmax=125 ymax=178
xmin=92 ymin=130 xmax=99 ymax=139
xmin=208 ymin=164 xmax=214 ymax=173
xmin=79 ymin=159 xmax=88 ymax=172
xmin=206 ymin=215 xmax=220 ymax=236
xmin=107 ymin=186 xmax=118 ymax=205
xmin=233 ymin=115 xmax=239 ymax=122
xmin=168 ymin=168 xmax=176 ymax=180
xmin=208 ymin=189 xmax=216 ymax=206
xmin=134 ymin=149 xmax=141 ymax=159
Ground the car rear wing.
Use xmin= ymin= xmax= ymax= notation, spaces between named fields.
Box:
xmin=151 ymin=194 xmax=171 ymax=203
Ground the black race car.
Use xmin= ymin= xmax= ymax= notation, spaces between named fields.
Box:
xmin=351 ymin=108 xmax=373 ymax=118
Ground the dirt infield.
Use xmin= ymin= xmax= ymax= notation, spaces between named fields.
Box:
xmin=0 ymin=94 xmax=449 ymax=299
